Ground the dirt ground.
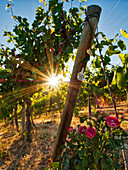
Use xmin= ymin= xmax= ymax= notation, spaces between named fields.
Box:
xmin=0 ymin=104 xmax=128 ymax=170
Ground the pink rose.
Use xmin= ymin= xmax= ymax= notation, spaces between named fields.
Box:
xmin=85 ymin=127 xmax=96 ymax=139
xmin=0 ymin=79 xmax=5 ymax=83
xmin=78 ymin=126 xmax=87 ymax=134
xmin=97 ymin=109 xmax=101 ymax=112
xmin=106 ymin=116 xmax=120 ymax=128
xmin=68 ymin=126 xmax=74 ymax=132
xmin=68 ymin=138 xmax=71 ymax=143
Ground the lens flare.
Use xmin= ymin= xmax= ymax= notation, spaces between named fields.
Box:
xmin=48 ymin=74 xmax=59 ymax=88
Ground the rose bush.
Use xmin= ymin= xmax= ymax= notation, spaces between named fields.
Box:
xmin=57 ymin=111 xmax=127 ymax=170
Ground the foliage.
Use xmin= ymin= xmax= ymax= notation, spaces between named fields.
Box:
xmin=31 ymin=82 xmax=68 ymax=117
xmin=0 ymin=1 xmax=128 ymax=168
xmin=112 ymin=53 xmax=128 ymax=90
xmin=3 ymin=0 xmax=85 ymax=75
xmin=75 ymin=66 xmax=125 ymax=111
xmin=0 ymin=0 xmax=86 ymax=115
xmin=91 ymin=31 xmax=127 ymax=70
xmin=90 ymin=32 xmax=128 ymax=104
xmin=1 ymin=0 xmax=128 ymax=114
xmin=57 ymin=110 xmax=127 ymax=169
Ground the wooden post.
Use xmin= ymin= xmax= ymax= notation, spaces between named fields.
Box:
xmin=126 ymin=86 xmax=128 ymax=106
xmin=52 ymin=5 xmax=102 ymax=161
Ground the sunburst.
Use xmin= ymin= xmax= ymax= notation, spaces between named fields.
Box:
xmin=0 ymin=59 xmax=63 ymax=106
xmin=47 ymin=74 xmax=59 ymax=89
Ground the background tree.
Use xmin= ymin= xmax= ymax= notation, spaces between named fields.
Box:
xmin=0 ymin=0 xmax=86 ymax=141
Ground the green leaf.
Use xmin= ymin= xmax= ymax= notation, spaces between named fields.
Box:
xmin=75 ymin=164 xmax=82 ymax=170
xmin=79 ymin=6 xmax=85 ymax=12
xmin=94 ymin=157 xmax=99 ymax=165
xmin=109 ymin=138 xmax=117 ymax=148
xmin=116 ymin=66 xmax=123 ymax=76
xmin=94 ymin=149 xmax=103 ymax=158
xmin=52 ymin=162 xmax=59 ymax=168
xmin=111 ymin=70 xmax=117 ymax=85
xmin=125 ymin=54 xmax=128 ymax=63
xmin=17 ymin=16 xmax=22 ymax=22
xmin=125 ymin=72 xmax=128 ymax=80
xmin=109 ymin=45 xmax=118 ymax=50
xmin=44 ymin=167 xmax=50 ymax=170
xmin=95 ymin=32 xmax=106 ymax=39
xmin=79 ymin=117 xmax=84 ymax=123
xmin=82 ymin=159 xmax=88 ymax=167
xmin=101 ymin=40 xmax=111 ymax=45
xmin=105 ymin=131 xmax=109 ymax=138
xmin=106 ymin=49 xmax=120 ymax=56
xmin=79 ymin=151 xmax=84 ymax=158
xmin=116 ymin=67 xmax=125 ymax=89
xmin=120 ymin=29 xmax=128 ymax=38
xmin=118 ymin=40 xmax=126 ymax=51
xmin=119 ymin=53 xmax=125 ymax=65
xmin=23 ymin=18 xmax=27 ymax=22
xmin=92 ymin=57 xmax=101 ymax=68
xmin=101 ymin=158 xmax=109 ymax=169
xmin=79 ymin=116 xmax=87 ymax=124
xmin=103 ymin=55 xmax=111 ymax=65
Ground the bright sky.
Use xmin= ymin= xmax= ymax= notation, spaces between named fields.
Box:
xmin=0 ymin=0 xmax=128 ymax=78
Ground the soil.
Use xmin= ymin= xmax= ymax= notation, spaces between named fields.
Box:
xmin=0 ymin=103 xmax=128 ymax=170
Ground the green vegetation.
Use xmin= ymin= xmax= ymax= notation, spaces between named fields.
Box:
xmin=0 ymin=0 xmax=128 ymax=169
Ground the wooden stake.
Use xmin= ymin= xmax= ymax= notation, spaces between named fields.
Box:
xmin=52 ymin=5 xmax=102 ymax=161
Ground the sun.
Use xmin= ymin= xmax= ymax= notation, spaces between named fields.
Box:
xmin=48 ymin=74 xmax=59 ymax=88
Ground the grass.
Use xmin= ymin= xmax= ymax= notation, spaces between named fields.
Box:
xmin=0 ymin=104 xmax=128 ymax=169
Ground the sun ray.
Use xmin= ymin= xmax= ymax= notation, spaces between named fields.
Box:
xmin=1 ymin=75 xmax=65 ymax=107
xmin=1 ymin=83 xmax=44 ymax=104
xmin=1 ymin=41 xmax=68 ymax=108
xmin=20 ymin=61 xmax=49 ymax=79
xmin=44 ymin=43 xmax=54 ymax=73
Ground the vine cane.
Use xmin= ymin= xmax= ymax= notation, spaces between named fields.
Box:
xmin=96 ymin=28 xmax=128 ymax=170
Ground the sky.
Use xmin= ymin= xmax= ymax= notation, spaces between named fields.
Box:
xmin=0 ymin=0 xmax=128 ymax=76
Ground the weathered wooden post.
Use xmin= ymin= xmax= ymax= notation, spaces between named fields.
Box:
xmin=52 ymin=5 xmax=102 ymax=161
